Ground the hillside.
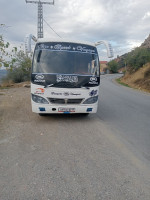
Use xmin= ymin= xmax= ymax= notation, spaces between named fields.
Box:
xmin=116 ymin=34 xmax=150 ymax=70
xmin=120 ymin=63 xmax=150 ymax=93
xmin=115 ymin=34 xmax=150 ymax=93
xmin=141 ymin=34 xmax=150 ymax=48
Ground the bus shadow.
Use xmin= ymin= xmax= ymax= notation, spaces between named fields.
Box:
xmin=37 ymin=113 xmax=97 ymax=122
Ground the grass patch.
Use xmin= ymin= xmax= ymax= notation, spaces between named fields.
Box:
xmin=0 ymin=86 xmax=10 ymax=90
xmin=116 ymin=78 xmax=130 ymax=88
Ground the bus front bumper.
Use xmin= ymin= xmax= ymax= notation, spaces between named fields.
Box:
xmin=32 ymin=103 xmax=98 ymax=114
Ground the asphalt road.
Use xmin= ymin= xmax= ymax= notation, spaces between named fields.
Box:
xmin=99 ymin=74 xmax=150 ymax=163
xmin=0 ymin=74 xmax=150 ymax=200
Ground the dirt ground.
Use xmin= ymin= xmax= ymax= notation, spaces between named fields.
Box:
xmin=120 ymin=63 xmax=150 ymax=93
xmin=0 ymin=87 xmax=32 ymax=141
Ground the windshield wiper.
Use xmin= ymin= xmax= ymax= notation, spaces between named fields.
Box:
xmin=44 ymin=84 xmax=54 ymax=88
xmin=44 ymin=82 xmax=75 ymax=88
xmin=79 ymin=84 xmax=90 ymax=89
xmin=80 ymin=86 xmax=90 ymax=89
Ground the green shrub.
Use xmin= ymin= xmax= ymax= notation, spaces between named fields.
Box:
xmin=126 ymin=48 xmax=150 ymax=70
xmin=3 ymin=50 xmax=32 ymax=83
xmin=108 ymin=60 xmax=119 ymax=73
xmin=5 ymin=67 xmax=29 ymax=83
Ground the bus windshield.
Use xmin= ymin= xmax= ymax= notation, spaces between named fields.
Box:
xmin=32 ymin=42 xmax=100 ymax=76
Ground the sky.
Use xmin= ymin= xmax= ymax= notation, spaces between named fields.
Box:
xmin=0 ymin=0 xmax=150 ymax=61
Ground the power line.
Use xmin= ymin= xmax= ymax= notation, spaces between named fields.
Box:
xmin=43 ymin=18 xmax=62 ymax=38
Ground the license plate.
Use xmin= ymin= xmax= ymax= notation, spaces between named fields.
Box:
xmin=58 ymin=108 xmax=75 ymax=112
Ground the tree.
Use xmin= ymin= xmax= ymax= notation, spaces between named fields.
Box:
xmin=6 ymin=50 xmax=32 ymax=83
xmin=108 ymin=60 xmax=119 ymax=73
xmin=0 ymin=34 xmax=32 ymax=83
xmin=0 ymin=35 xmax=10 ymax=65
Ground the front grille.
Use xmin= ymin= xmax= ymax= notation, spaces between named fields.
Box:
xmin=67 ymin=99 xmax=83 ymax=104
xmin=48 ymin=98 xmax=83 ymax=104
xmin=49 ymin=98 xmax=65 ymax=104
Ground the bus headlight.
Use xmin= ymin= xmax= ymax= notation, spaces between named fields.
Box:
xmin=83 ymin=96 xmax=98 ymax=104
xmin=32 ymin=94 xmax=49 ymax=104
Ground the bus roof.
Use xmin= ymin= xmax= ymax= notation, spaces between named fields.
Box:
xmin=37 ymin=38 xmax=96 ymax=47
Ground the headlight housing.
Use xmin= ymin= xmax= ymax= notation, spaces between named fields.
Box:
xmin=32 ymin=94 xmax=49 ymax=104
xmin=83 ymin=96 xmax=98 ymax=104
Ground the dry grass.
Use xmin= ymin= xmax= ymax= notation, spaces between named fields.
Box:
xmin=0 ymin=81 xmax=30 ymax=89
xmin=120 ymin=63 xmax=150 ymax=93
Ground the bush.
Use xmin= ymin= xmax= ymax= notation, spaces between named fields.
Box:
xmin=4 ymin=68 xmax=28 ymax=83
xmin=1 ymin=34 xmax=32 ymax=84
xmin=3 ymin=50 xmax=32 ymax=83
xmin=126 ymin=47 xmax=150 ymax=70
xmin=108 ymin=60 xmax=119 ymax=73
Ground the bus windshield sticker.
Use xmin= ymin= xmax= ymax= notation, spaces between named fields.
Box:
xmin=89 ymin=76 xmax=98 ymax=85
xmin=36 ymin=43 xmax=97 ymax=54
xmin=90 ymin=77 xmax=97 ymax=82
xmin=54 ymin=44 xmax=71 ymax=51
xmin=34 ymin=74 xmax=45 ymax=83
xmin=56 ymin=75 xmax=78 ymax=83
xmin=35 ymin=74 xmax=44 ymax=80
xmin=76 ymin=46 xmax=96 ymax=54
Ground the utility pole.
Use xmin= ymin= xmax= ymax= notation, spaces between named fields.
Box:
xmin=25 ymin=0 xmax=54 ymax=38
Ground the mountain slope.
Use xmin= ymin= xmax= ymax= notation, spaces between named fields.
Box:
xmin=141 ymin=34 xmax=150 ymax=48
xmin=120 ymin=63 xmax=150 ymax=93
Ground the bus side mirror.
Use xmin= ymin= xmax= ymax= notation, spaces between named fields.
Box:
xmin=25 ymin=35 xmax=31 ymax=53
xmin=95 ymin=40 xmax=114 ymax=58
xmin=107 ymin=43 xmax=114 ymax=58
xmin=25 ymin=34 xmax=37 ymax=53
